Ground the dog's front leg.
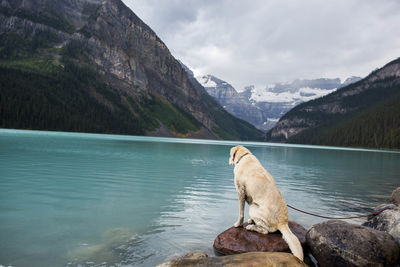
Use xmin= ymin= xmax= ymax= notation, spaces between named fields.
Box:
xmin=234 ymin=187 xmax=245 ymax=227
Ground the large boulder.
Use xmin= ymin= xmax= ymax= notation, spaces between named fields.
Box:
xmin=306 ymin=220 xmax=399 ymax=267
xmin=213 ymin=221 xmax=307 ymax=255
xmin=391 ymin=187 xmax=400 ymax=205
xmin=158 ymin=252 xmax=307 ymax=267
xmin=363 ymin=204 xmax=400 ymax=245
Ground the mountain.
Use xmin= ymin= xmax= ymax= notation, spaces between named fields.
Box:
xmin=195 ymin=74 xmax=361 ymax=131
xmin=342 ymin=76 xmax=363 ymax=86
xmin=0 ymin=0 xmax=264 ymax=141
xmin=266 ymin=58 xmax=400 ymax=149
xmin=242 ymin=77 xmax=362 ymax=125
xmin=196 ymin=74 xmax=267 ymax=128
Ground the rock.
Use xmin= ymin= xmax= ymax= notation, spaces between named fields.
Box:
xmin=391 ymin=187 xmax=400 ymax=205
xmin=306 ymin=220 xmax=400 ymax=267
xmin=181 ymin=252 xmax=209 ymax=260
xmin=102 ymin=227 xmax=136 ymax=249
xmin=68 ymin=227 xmax=136 ymax=265
xmin=363 ymin=204 xmax=400 ymax=245
xmin=69 ymin=243 xmax=119 ymax=264
xmin=365 ymin=203 xmax=397 ymax=220
xmin=159 ymin=252 xmax=208 ymax=266
xmin=158 ymin=252 xmax=307 ymax=267
xmin=213 ymin=221 xmax=307 ymax=255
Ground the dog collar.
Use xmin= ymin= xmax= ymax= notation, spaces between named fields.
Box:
xmin=236 ymin=152 xmax=251 ymax=164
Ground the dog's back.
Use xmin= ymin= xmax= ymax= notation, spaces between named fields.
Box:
xmin=231 ymin=145 xmax=303 ymax=261
xmin=235 ymin=153 xmax=289 ymax=227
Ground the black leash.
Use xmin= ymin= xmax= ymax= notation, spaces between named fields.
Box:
xmin=287 ymin=204 xmax=392 ymax=220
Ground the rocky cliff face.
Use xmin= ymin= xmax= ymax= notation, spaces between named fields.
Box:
xmin=78 ymin=0 xmax=204 ymax=118
xmin=267 ymin=57 xmax=400 ymax=147
xmin=194 ymin=74 xmax=361 ymax=131
xmin=197 ymin=75 xmax=267 ymax=128
xmin=0 ymin=0 xmax=263 ymax=140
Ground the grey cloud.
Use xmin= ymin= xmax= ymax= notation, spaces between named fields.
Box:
xmin=123 ymin=0 xmax=400 ymax=90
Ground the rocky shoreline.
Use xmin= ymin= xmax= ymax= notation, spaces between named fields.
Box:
xmin=158 ymin=187 xmax=400 ymax=266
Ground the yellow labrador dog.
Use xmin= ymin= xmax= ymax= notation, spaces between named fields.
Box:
xmin=229 ymin=145 xmax=303 ymax=261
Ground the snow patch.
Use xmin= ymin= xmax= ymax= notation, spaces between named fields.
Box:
xmin=250 ymin=86 xmax=337 ymax=103
xmin=266 ymin=84 xmax=276 ymax=90
xmin=197 ymin=75 xmax=217 ymax=88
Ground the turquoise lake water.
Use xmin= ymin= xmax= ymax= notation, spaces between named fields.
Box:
xmin=0 ymin=129 xmax=399 ymax=266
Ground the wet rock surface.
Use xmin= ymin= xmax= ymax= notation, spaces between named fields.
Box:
xmin=306 ymin=220 xmax=400 ymax=267
xmin=213 ymin=221 xmax=307 ymax=255
xmin=391 ymin=187 xmax=400 ymax=205
xmin=158 ymin=251 xmax=307 ymax=267
xmin=67 ymin=227 xmax=151 ymax=266
xmin=363 ymin=204 xmax=400 ymax=245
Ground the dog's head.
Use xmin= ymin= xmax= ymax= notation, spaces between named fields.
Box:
xmin=229 ymin=145 xmax=251 ymax=165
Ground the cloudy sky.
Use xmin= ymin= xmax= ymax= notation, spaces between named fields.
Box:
xmin=122 ymin=0 xmax=400 ymax=90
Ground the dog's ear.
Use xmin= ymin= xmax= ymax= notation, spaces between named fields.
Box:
xmin=229 ymin=146 xmax=240 ymax=165
xmin=229 ymin=145 xmax=249 ymax=165
xmin=234 ymin=146 xmax=250 ymax=165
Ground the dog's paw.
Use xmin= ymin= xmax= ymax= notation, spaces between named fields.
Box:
xmin=246 ymin=224 xmax=269 ymax=234
xmin=247 ymin=218 xmax=254 ymax=224
xmin=234 ymin=221 xmax=243 ymax=227
xmin=245 ymin=224 xmax=255 ymax=231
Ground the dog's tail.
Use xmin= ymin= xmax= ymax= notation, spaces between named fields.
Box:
xmin=278 ymin=223 xmax=304 ymax=261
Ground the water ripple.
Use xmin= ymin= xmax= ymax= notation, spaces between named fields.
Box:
xmin=1 ymin=130 xmax=399 ymax=266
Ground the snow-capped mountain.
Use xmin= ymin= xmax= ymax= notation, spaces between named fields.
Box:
xmin=241 ymin=77 xmax=361 ymax=129
xmin=266 ymin=58 xmax=400 ymax=149
xmin=196 ymin=75 xmax=267 ymax=127
xmin=196 ymin=75 xmax=362 ymax=131
xmin=249 ymin=85 xmax=337 ymax=103
xmin=247 ymin=78 xmax=359 ymax=103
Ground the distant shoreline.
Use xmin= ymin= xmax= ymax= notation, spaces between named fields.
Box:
xmin=1 ymin=128 xmax=399 ymax=153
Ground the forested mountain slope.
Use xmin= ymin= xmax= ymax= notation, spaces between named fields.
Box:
xmin=266 ymin=58 xmax=400 ymax=149
xmin=0 ymin=0 xmax=264 ymax=140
